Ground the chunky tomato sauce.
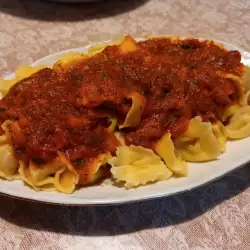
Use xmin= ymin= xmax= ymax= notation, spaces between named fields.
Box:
xmin=0 ymin=69 xmax=118 ymax=167
xmin=71 ymin=38 xmax=243 ymax=148
xmin=0 ymin=38 xmax=243 ymax=166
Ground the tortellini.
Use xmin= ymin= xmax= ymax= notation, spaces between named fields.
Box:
xmin=243 ymin=66 xmax=250 ymax=92
xmin=76 ymin=152 xmax=112 ymax=185
xmin=19 ymin=152 xmax=79 ymax=194
xmin=224 ymin=89 xmax=250 ymax=139
xmin=225 ymin=106 xmax=250 ymax=139
xmin=224 ymin=74 xmax=244 ymax=104
xmin=212 ymin=121 xmax=227 ymax=152
xmin=109 ymin=146 xmax=172 ymax=188
xmin=242 ymin=90 xmax=250 ymax=106
xmin=174 ymin=117 xmax=220 ymax=162
xmin=222 ymin=105 xmax=241 ymax=122
xmin=155 ymin=132 xmax=188 ymax=176
xmin=119 ymin=92 xmax=146 ymax=129
xmin=0 ymin=144 xmax=20 ymax=180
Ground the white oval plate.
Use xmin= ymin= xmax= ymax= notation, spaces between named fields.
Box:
xmin=2 ymin=38 xmax=250 ymax=206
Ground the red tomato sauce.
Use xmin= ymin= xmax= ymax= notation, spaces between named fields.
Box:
xmin=0 ymin=38 xmax=243 ymax=164
xmin=0 ymin=69 xmax=118 ymax=166
xmin=71 ymin=38 xmax=243 ymax=148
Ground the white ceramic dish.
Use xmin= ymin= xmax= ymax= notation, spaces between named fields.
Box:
xmin=1 ymin=38 xmax=250 ymax=206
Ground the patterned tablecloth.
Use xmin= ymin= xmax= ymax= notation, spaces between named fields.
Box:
xmin=0 ymin=0 xmax=250 ymax=249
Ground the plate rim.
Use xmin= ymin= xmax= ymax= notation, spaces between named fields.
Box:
xmin=0 ymin=160 xmax=248 ymax=206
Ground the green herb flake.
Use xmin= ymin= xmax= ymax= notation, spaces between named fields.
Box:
xmin=191 ymin=80 xmax=197 ymax=89
xmin=0 ymin=107 xmax=6 ymax=112
xmin=168 ymin=114 xmax=176 ymax=124
xmin=73 ymin=158 xmax=85 ymax=168
xmin=163 ymin=88 xmax=169 ymax=98
xmin=121 ymin=63 xmax=126 ymax=68
xmin=102 ymin=72 xmax=109 ymax=80
xmin=39 ymin=92 xmax=44 ymax=97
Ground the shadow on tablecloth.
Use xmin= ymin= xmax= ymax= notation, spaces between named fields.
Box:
xmin=0 ymin=0 xmax=149 ymax=22
xmin=0 ymin=165 xmax=249 ymax=236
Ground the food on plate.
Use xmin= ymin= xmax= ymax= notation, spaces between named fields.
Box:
xmin=109 ymin=145 xmax=172 ymax=188
xmin=0 ymin=35 xmax=249 ymax=193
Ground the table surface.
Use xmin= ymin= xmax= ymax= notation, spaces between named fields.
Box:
xmin=0 ymin=0 xmax=250 ymax=249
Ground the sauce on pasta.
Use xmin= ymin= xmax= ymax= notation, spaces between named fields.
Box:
xmin=0 ymin=38 xmax=243 ymax=173
xmin=71 ymin=38 xmax=243 ymax=148
xmin=0 ymin=69 xmax=119 ymax=174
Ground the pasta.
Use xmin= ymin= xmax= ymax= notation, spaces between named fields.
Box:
xmin=243 ymin=66 xmax=250 ymax=92
xmin=0 ymin=65 xmax=46 ymax=95
xmin=109 ymin=146 xmax=172 ymax=188
xmin=119 ymin=92 xmax=146 ymax=129
xmin=18 ymin=152 xmax=79 ymax=193
xmin=212 ymin=121 xmax=227 ymax=152
xmin=0 ymin=143 xmax=20 ymax=180
xmin=225 ymin=106 xmax=250 ymax=139
xmin=75 ymin=152 xmax=112 ymax=185
xmin=0 ymin=35 xmax=249 ymax=193
xmin=155 ymin=132 xmax=187 ymax=176
xmin=224 ymin=73 xmax=244 ymax=104
xmin=54 ymin=52 xmax=88 ymax=73
xmin=87 ymin=36 xmax=125 ymax=56
xmin=174 ymin=117 xmax=221 ymax=162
